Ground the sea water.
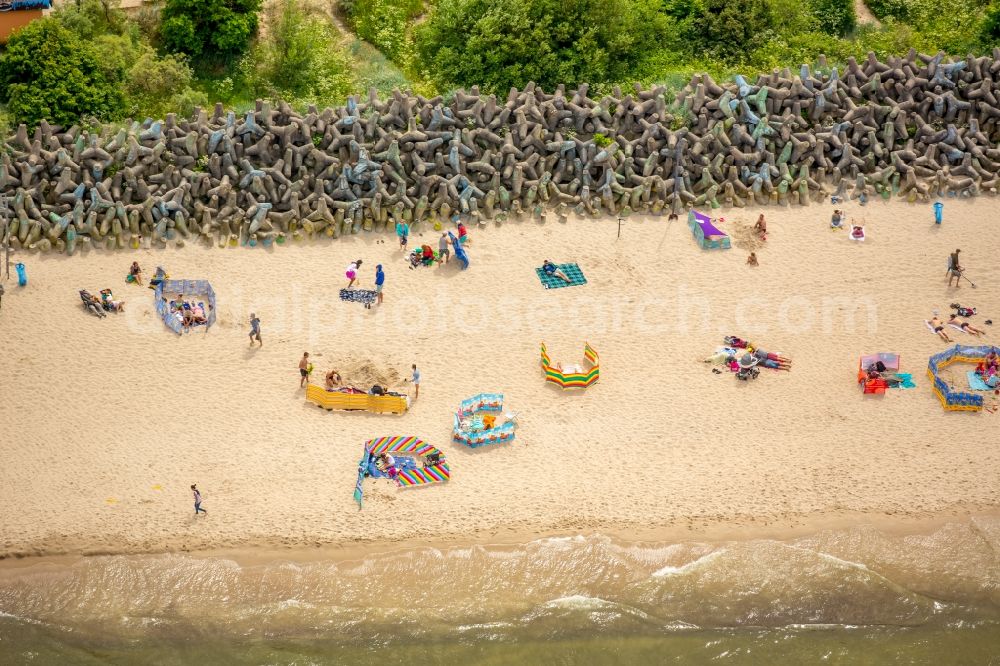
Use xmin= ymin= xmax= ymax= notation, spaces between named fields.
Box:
xmin=1 ymin=518 xmax=999 ymax=665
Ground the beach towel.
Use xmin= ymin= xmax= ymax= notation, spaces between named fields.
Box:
xmin=367 ymin=456 xmax=419 ymax=478
xmin=967 ymin=371 xmax=993 ymax=391
xmin=893 ymin=373 xmax=916 ymax=389
xmin=536 ymin=263 xmax=587 ymax=289
xmin=340 ymin=289 xmax=377 ymax=306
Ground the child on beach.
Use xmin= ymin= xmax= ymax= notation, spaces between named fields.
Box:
xmin=299 ymin=352 xmax=311 ymax=387
xmin=753 ymin=214 xmax=767 ymax=240
xmin=438 ymin=232 xmax=451 ymax=264
xmin=747 ymin=252 xmax=758 ymax=266
xmin=346 ymin=259 xmax=362 ymax=288
xmin=406 ymin=364 xmax=421 ymax=399
xmin=191 ymin=484 xmax=207 ymax=515
xmin=249 ymin=313 xmax=261 ymax=347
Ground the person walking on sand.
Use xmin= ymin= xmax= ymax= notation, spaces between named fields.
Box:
xmin=346 ymin=259 xmax=362 ymax=288
xmin=375 ymin=264 xmax=385 ymax=305
xmin=299 ymin=352 xmax=311 ymax=387
xmin=948 ymin=249 xmax=964 ymax=287
xmin=248 ymin=312 xmax=262 ymax=347
xmin=406 ymin=363 xmax=421 ymax=399
xmin=192 ymin=484 xmax=207 ymax=515
xmin=438 ymin=232 xmax=451 ymax=264
xmin=396 ymin=221 xmax=409 ymax=250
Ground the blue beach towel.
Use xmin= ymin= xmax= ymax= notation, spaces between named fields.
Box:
xmin=536 ymin=263 xmax=587 ymax=289
xmin=967 ymin=371 xmax=993 ymax=391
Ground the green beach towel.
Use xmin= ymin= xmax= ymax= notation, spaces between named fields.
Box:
xmin=536 ymin=263 xmax=587 ymax=289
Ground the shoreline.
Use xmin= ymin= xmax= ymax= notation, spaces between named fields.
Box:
xmin=2 ymin=505 xmax=997 ymax=569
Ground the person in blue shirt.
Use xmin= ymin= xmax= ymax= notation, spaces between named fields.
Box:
xmin=375 ymin=264 xmax=385 ymax=305
xmin=396 ymin=222 xmax=409 ymax=250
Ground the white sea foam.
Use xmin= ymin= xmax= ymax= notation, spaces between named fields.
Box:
xmin=652 ymin=549 xmax=726 ymax=577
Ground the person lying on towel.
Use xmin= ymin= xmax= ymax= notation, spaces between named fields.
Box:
xmin=542 ymin=260 xmax=572 ymax=283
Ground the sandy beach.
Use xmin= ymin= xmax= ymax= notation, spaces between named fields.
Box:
xmin=1 ymin=198 xmax=998 ymax=560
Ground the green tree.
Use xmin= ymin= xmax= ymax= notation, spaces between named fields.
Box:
xmin=0 ymin=19 xmax=123 ymax=127
xmin=415 ymin=0 xmax=667 ymax=93
xmin=160 ymin=0 xmax=262 ymax=62
xmin=810 ymin=0 xmax=857 ymax=35
xmin=697 ymin=0 xmax=776 ymax=61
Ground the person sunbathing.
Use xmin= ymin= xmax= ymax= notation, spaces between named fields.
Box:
xmin=325 ymin=370 xmax=342 ymax=390
xmin=948 ymin=314 xmax=985 ymax=336
xmin=100 ymin=289 xmax=125 ymax=312
xmin=129 ymin=262 xmax=143 ymax=285
xmin=190 ymin=303 xmax=207 ymax=325
xmin=866 ymin=364 xmax=905 ymax=386
xmin=542 ymin=260 xmax=572 ymax=283
xmin=930 ymin=315 xmax=952 ymax=342
xmin=831 ymin=210 xmax=844 ymax=228
xmin=851 ymin=225 xmax=865 ymax=239
xmin=753 ymin=349 xmax=791 ymax=370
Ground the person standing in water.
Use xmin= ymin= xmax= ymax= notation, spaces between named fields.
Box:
xmin=191 ymin=484 xmax=207 ymax=515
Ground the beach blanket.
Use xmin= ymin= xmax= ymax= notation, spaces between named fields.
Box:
xmin=967 ymin=371 xmax=993 ymax=391
xmin=536 ymin=263 xmax=587 ymax=289
xmin=892 ymin=373 xmax=916 ymax=389
xmin=340 ymin=288 xmax=377 ymax=306
xmin=367 ymin=456 xmax=419 ymax=478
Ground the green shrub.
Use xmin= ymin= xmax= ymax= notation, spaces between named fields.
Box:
xmin=415 ymin=0 xmax=668 ymax=93
xmin=241 ymin=0 xmax=355 ymax=107
xmin=697 ymin=0 xmax=777 ymax=62
xmin=348 ymin=0 xmax=423 ymax=60
xmin=865 ymin=0 xmax=911 ymax=20
xmin=0 ymin=19 xmax=124 ymax=127
xmin=809 ymin=0 xmax=856 ymax=35
xmin=161 ymin=0 xmax=262 ymax=63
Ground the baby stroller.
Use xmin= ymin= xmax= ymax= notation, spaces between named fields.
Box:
xmin=736 ymin=353 xmax=759 ymax=380
xmin=79 ymin=290 xmax=106 ymax=318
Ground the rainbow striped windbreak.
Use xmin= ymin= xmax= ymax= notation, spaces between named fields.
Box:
xmin=540 ymin=342 xmax=600 ymax=389
xmin=365 ymin=436 xmax=450 ymax=485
